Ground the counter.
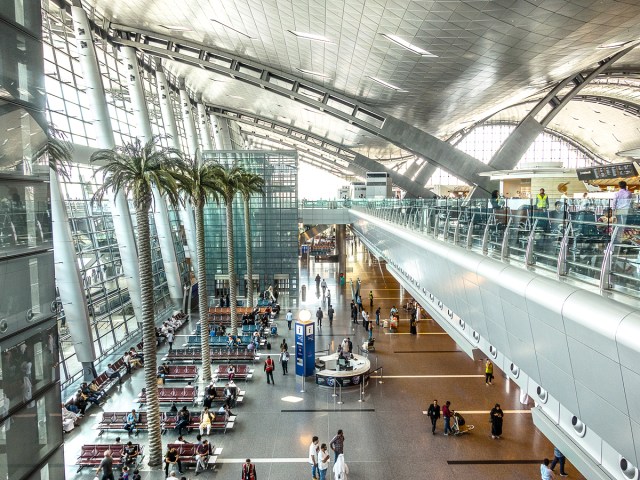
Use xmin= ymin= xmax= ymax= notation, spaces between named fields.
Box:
xmin=315 ymin=352 xmax=371 ymax=388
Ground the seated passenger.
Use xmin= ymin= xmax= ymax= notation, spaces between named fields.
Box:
xmin=122 ymin=441 xmax=139 ymax=464
xmin=598 ymin=207 xmax=617 ymax=235
xmin=124 ymin=409 xmax=139 ymax=436
xmin=199 ymin=407 xmax=214 ymax=435
xmin=195 ymin=439 xmax=210 ymax=474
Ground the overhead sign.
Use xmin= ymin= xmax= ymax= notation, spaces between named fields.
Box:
xmin=576 ymin=162 xmax=640 ymax=181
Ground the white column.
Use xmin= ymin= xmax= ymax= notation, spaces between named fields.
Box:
xmin=217 ymin=115 xmax=233 ymax=149
xmin=122 ymin=46 xmax=184 ymax=303
xmin=50 ymin=169 xmax=96 ymax=371
xmin=196 ymin=102 xmax=213 ymax=151
xmin=179 ymin=88 xmax=199 ymax=156
xmin=70 ymin=5 xmax=142 ymax=327
xmin=209 ymin=114 xmax=223 ymax=150
xmin=156 ymin=69 xmax=199 ymax=277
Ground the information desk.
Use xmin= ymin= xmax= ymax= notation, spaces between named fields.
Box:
xmin=315 ymin=352 xmax=371 ymax=388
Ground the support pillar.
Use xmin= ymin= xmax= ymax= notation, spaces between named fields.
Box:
xmin=156 ymin=68 xmax=199 ymax=278
xmin=179 ymin=87 xmax=199 ymax=157
xmin=70 ymin=4 xmax=142 ymax=326
xmin=197 ymin=101 xmax=213 ymax=151
xmin=209 ymin=114 xmax=223 ymax=150
xmin=50 ymin=169 xmax=96 ymax=367
xmin=336 ymin=224 xmax=347 ymax=283
xmin=122 ymin=46 xmax=184 ymax=303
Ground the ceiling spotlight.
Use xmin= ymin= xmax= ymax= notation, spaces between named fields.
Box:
xmin=296 ymin=68 xmax=332 ymax=78
xmin=381 ymin=34 xmax=437 ymax=57
xmin=288 ymin=31 xmax=331 ymax=42
xmin=597 ymin=40 xmax=633 ymax=49
xmin=367 ymin=76 xmax=406 ymax=92
xmin=159 ymin=25 xmax=192 ymax=32
xmin=211 ymin=19 xmax=255 ymax=39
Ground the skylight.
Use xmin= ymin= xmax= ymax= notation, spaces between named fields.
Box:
xmin=367 ymin=76 xmax=406 ymax=92
xmin=381 ymin=34 xmax=437 ymax=57
xmin=288 ymin=31 xmax=331 ymax=42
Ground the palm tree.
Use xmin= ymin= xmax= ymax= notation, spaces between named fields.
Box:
xmin=238 ymin=171 xmax=265 ymax=307
xmin=90 ymin=136 xmax=183 ymax=467
xmin=33 ymin=126 xmax=72 ymax=179
xmin=174 ymin=155 xmax=223 ymax=382
xmin=214 ymin=164 xmax=245 ymax=336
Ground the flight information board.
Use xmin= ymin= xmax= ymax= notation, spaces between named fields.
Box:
xmin=576 ymin=162 xmax=640 ymax=181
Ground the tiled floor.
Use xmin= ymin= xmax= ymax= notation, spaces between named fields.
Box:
xmin=64 ymin=238 xmax=586 ymax=479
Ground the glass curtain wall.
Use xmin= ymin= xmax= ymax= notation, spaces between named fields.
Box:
xmin=201 ymin=151 xmax=299 ymax=302
xmin=0 ymin=0 xmax=64 ymax=477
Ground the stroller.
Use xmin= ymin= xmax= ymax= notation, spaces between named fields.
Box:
xmin=451 ymin=411 xmax=474 ymax=435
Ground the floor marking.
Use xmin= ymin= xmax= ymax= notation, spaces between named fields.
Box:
xmin=422 ymin=410 xmax=531 ymax=415
xmin=394 ymin=350 xmax=464 ymax=354
xmin=384 ymin=332 xmax=448 ymax=335
xmin=447 ymin=460 xmax=541 ymax=465
xmin=281 ymin=408 xmax=375 ymax=412
xmin=217 ymin=458 xmax=309 ymax=464
xmin=371 ymin=374 xmax=484 ymax=379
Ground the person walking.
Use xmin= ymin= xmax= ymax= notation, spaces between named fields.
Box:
xmin=442 ymin=401 xmax=453 ymax=436
xmin=264 ymin=355 xmax=275 ymax=384
xmin=333 ymin=453 xmax=349 ymax=480
xmin=321 ymin=278 xmax=327 ymax=296
xmin=318 ymin=444 xmax=330 ymax=480
xmin=286 ymin=309 xmax=293 ymax=330
xmin=167 ymin=330 xmax=175 ymax=352
xmin=329 ymin=429 xmax=344 ymax=462
xmin=123 ymin=351 xmax=132 ymax=375
xmin=309 ymin=436 xmax=320 ymax=480
xmin=368 ymin=290 xmax=374 ymax=309
xmin=326 ymin=289 xmax=331 ymax=305
xmin=490 ymin=403 xmax=504 ymax=439
xmin=550 ymin=447 xmax=568 ymax=477
xmin=351 ymin=304 xmax=358 ymax=324
xmin=96 ymin=450 xmax=114 ymax=480
xmin=427 ymin=399 xmax=440 ymax=434
xmin=362 ymin=310 xmax=369 ymax=331
xmin=485 ymin=359 xmax=494 ymax=385
xmin=375 ymin=307 xmax=380 ymax=326
xmin=280 ymin=349 xmax=289 ymax=375
xmin=368 ymin=321 xmax=373 ymax=341
xmin=315 ymin=274 xmax=321 ymax=290
xmin=241 ymin=458 xmax=257 ymax=480
xmin=316 ymin=307 xmax=323 ymax=328
xmin=328 ymin=305 xmax=334 ymax=327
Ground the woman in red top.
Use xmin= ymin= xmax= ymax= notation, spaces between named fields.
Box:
xmin=264 ymin=356 xmax=275 ymax=385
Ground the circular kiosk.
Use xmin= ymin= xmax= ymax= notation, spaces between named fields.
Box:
xmin=315 ymin=352 xmax=371 ymax=388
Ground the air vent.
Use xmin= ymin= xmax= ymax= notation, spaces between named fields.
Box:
xmin=571 ymin=416 xmax=587 ymax=437
xmin=0 ymin=319 xmax=7 ymax=333
xmin=510 ymin=363 xmax=520 ymax=378
xmin=489 ymin=345 xmax=498 ymax=358
xmin=536 ymin=386 xmax=548 ymax=403
xmin=620 ymin=457 xmax=638 ymax=480
xmin=437 ymin=301 xmax=443 ymax=310
xmin=472 ymin=330 xmax=480 ymax=343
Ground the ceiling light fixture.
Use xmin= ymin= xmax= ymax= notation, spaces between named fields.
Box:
xmin=226 ymin=94 xmax=245 ymax=100
xmin=367 ymin=76 xmax=406 ymax=92
xmin=159 ymin=25 xmax=192 ymax=32
xmin=288 ymin=31 xmax=331 ymax=42
xmin=381 ymin=34 xmax=437 ymax=57
xmin=597 ymin=40 xmax=633 ymax=49
xmin=296 ymin=68 xmax=332 ymax=78
xmin=211 ymin=19 xmax=255 ymax=39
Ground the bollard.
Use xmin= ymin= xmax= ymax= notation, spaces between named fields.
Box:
xmin=332 ymin=380 xmax=337 ymax=398
xmin=337 ymin=382 xmax=343 ymax=405
xmin=358 ymin=380 xmax=365 ymax=403
xmin=300 ymin=375 xmax=305 ymax=393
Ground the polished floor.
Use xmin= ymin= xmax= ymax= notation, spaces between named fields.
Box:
xmin=64 ymin=238 xmax=585 ymax=479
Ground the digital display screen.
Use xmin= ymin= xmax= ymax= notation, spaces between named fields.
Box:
xmin=576 ymin=162 xmax=639 ymax=181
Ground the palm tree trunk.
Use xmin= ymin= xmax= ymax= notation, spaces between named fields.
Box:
xmin=195 ymin=204 xmax=211 ymax=381
xmin=226 ymin=197 xmax=238 ymax=336
xmin=243 ymin=197 xmax=254 ymax=307
xmin=136 ymin=202 xmax=163 ymax=466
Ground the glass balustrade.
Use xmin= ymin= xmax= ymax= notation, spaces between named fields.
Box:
xmin=299 ymin=197 xmax=640 ymax=300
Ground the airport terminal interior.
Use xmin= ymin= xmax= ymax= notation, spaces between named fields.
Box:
xmin=4 ymin=1 xmax=640 ymax=479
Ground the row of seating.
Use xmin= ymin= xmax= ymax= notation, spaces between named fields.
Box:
xmin=166 ymin=443 xmax=223 ymax=470
xmin=164 ymin=347 xmax=258 ymax=362
xmin=76 ymin=443 xmax=144 ymax=472
xmin=138 ymin=386 xmax=198 ymax=407
xmin=214 ymin=364 xmax=254 ymax=382
xmin=95 ymin=410 xmax=237 ymax=435
xmin=182 ymin=334 xmax=253 ymax=347
xmin=161 ymin=365 xmax=199 ymax=382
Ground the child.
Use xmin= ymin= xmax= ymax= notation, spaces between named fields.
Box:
xmin=131 ymin=469 xmax=141 ymax=480
xmin=120 ymin=466 xmax=130 ymax=480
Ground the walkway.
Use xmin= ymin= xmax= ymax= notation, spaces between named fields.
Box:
xmin=64 ymin=238 xmax=583 ymax=479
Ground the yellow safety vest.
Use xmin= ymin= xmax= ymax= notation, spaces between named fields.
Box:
xmin=536 ymin=194 xmax=548 ymax=209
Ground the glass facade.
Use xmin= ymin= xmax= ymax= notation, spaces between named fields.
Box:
xmin=0 ymin=1 xmax=64 ymax=477
xmin=201 ymin=151 xmax=299 ymax=301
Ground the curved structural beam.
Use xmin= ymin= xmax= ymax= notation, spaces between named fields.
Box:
xmin=107 ymin=25 xmax=494 ymax=192
xmin=487 ymin=44 xmax=637 ymax=173
xmin=208 ymin=106 xmax=435 ymax=197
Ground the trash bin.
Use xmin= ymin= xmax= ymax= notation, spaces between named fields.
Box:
xmin=301 ymin=284 xmax=307 ymax=302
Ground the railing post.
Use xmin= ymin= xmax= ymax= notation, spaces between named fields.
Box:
xmin=443 ymin=212 xmax=451 ymax=242
xmin=501 ymin=217 xmax=513 ymax=260
xmin=433 ymin=214 xmax=440 ymax=239
xmin=525 ymin=219 xmax=538 ymax=266
xmin=466 ymin=214 xmax=475 ymax=249
xmin=482 ymin=221 xmax=491 ymax=254
xmin=557 ymin=223 xmax=572 ymax=276
xmin=599 ymin=226 xmax=619 ymax=290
